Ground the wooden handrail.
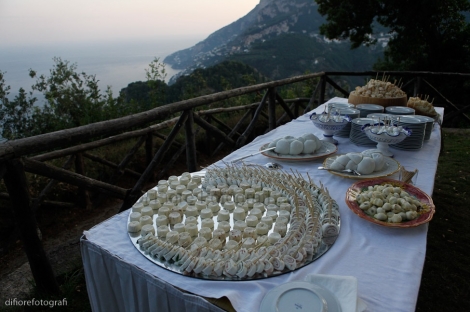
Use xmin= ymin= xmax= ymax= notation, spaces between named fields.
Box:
xmin=0 ymin=72 xmax=325 ymax=161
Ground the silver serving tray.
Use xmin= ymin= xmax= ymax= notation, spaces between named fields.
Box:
xmin=127 ymin=171 xmax=340 ymax=281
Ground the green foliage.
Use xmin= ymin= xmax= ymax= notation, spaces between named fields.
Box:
xmin=0 ymin=71 xmax=37 ymax=139
xmin=29 ymin=57 xmax=110 ymax=131
xmin=317 ymin=0 xmax=470 ymax=73
xmin=122 ymin=61 xmax=268 ymax=105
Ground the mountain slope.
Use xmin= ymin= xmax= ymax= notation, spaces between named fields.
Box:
xmin=164 ymin=0 xmax=387 ymax=83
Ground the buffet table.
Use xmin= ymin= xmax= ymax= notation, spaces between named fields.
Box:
xmin=81 ymin=97 xmax=443 ymax=312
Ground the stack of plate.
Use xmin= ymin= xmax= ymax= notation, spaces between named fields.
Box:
xmin=330 ymin=102 xmax=355 ymax=111
xmin=367 ymin=113 xmax=393 ymax=119
xmin=414 ymin=115 xmax=435 ymax=140
xmin=385 ymin=106 xmax=415 ymax=115
xmin=356 ymin=104 xmax=384 ymax=117
xmin=349 ymin=118 xmax=377 ymax=146
xmin=336 ymin=107 xmax=360 ymax=137
xmin=390 ymin=115 xmax=427 ymax=150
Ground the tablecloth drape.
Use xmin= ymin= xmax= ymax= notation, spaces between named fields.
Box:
xmin=81 ymin=97 xmax=443 ymax=312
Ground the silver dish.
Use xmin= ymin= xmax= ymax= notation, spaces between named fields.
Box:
xmin=127 ymin=170 xmax=340 ymax=281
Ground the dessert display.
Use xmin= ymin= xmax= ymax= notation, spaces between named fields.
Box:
xmin=351 ymin=78 xmax=406 ymax=99
xmin=355 ymin=183 xmax=427 ymax=222
xmin=328 ymin=152 xmax=386 ymax=175
xmin=267 ymin=133 xmax=322 ymax=155
xmin=361 ymin=118 xmax=412 ymax=157
xmin=128 ymin=166 xmax=340 ymax=280
xmin=346 ymin=179 xmax=435 ymax=228
xmin=323 ymin=152 xmax=401 ymax=180
xmin=310 ymin=105 xmax=351 ymax=145
xmin=407 ymin=96 xmax=439 ymax=118
xmin=348 ymin=77 xmax=408 ymax=107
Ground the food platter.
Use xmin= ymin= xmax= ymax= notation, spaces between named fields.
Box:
xmin=323 ymin=154 xmax=400 ymax=179
xmin=260 ymin=142 xmax=337 ymax=162
xmin=127 ymin=166 xmax=341 ymax=280
xmin=345 ymin=178 xmax=435 ymax=228
xmin=259 ymin=281 xmax=342 ymax=312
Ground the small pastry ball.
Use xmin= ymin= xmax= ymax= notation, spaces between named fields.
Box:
xmin=156 ymin=225 xmax=169 ymax=238
xmin=155 ymin=215 xmax=168 ymax=227
xmin=242 ymin=237 xmax=256 ymax=249
xmin=209 ymin=238 xmax=223 ymax=250
xmin=178 ymin=232 xmax=192 ymax=247
xmin=200 ymin=208 xmax=213 ymax=219
xmin=168 ymin=212 xmax=182 ymax=225
xmin=233 ymin=207 xmax=246 ymax=221
xmin=217 ymin=221 xmax=231 ymax=233
xmin=217 ymin=209 xmax=230 ymax=222
xmin=290 ymin=140 xmax=304 ymax=155
xmin=224 ymin=201 xmax=236 ymax=211
xmin=274 ymin=139 xmax=291 ymax=154
xmin=141 ymin=224 xmax=155 ymax=236
xmin=229 ymin=229 xmax=242 ymax=242
xmin=303 ymin=140 xmax=317 ymax=154
xmin=186 ymin=223 xmax=199 ymax=237
xmin=184 ymin=216 xmax=198 ymax=225
xmin=173 ymin=223 xmax=186 ymax=233
xmin=201 ymin=218 xmax=214 ymax=229
xmin=260 ymin=216 xmax=273 ymax=229
xmin=185 ymin=206 xmax=198 ymax=217
xmin=130 ymin=212 xmax=142 ymax=222
xmin=273 ymin=223 xmax=287 ymax=237
xmin=132 ymin=202 xmax=144 ymax=213
xmin=166 ymin=230 xmax=179 ymax=244
xmin=213 ymin=228 xmax=226 ymax=242
xmin=199 ymin=227 xmax=212 ymax=240
xmin=233 ymin=220 xmax=247 ymax=232
xmin=243 ymin=227 xmax=257 ymax=239
xmin=139 ymin=215 xmax=153 ymax=226
xmin=345 ymin=160 xmax=358 ymax=170
xmin=127 ymin=221 xmax=142 ymax=233
xmin=245 ymin=215 xmax=259 ymax=227
xmin=268 ymin=232 xmax=282 ymax=244
xmin=357 ymin=157 xmax=375 ymax=175
xmin=255 ymin=222 xmax=270 ymax=235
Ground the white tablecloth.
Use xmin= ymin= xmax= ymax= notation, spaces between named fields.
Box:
xmin=81 ymin=98 xmax=443 ymax=312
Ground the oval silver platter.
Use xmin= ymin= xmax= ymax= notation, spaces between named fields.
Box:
xmin=127 ymin=166 xmax=340 ymax=281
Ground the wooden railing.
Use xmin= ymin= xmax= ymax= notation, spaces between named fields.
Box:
xmin=0 ymin=70 xmax=468 ymax=294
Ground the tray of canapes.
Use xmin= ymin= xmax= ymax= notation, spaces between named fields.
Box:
xmin=260 ymin=133 xmax=337 ymax=162
xmin=345 ymin=178 xmax=435 ymax=228
xmin=348 ymin=78 xmax=408 ymax=107
xmin=127 ymin=165 xmax=340 ymax=280
xmin=322 ymin=152 xmax=400 ymax=179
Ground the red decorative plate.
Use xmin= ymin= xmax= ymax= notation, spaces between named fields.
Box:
xmin=345 ymin=178 xmax=435 ymax=228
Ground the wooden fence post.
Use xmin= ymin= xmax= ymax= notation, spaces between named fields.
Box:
xmin=205 ymin=115 xmax=212 ymax=156
xmin=319 ymin=75 xmax=327 ymax=104
xmin=185 ymin=110 xmax=198 ymax=172
xmin=75 ymin=153 xmax=92 ymax=209
xmin=145 ymin=133 xmax=153 ymax=167
xmin=3 ymin=158 xmax=60 ymax=295
xmin=119 ymin=112 xmax=189 ymax=212
xmin=268 ymin=88 xmax=277 ymax=131
xmin=414 ymin=76 xmax=422 ymax=97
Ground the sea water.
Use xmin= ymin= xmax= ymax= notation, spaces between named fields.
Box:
xmin=0 ymin=36 xmax=201 ymax=99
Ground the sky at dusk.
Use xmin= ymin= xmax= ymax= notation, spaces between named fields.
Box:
xmin=1 ymin=0 xmax=260 ymax=47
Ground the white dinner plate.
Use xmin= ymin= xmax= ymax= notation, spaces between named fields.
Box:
xmin=260 ymin=142 xmax=337 ymax=161
xmin=323 ymin=154 xmax=400 ymax=179
xmin=385 ymin=106 xmax=415 ymax=115
xmin=259 ymin=281 xmax=342 ymax=312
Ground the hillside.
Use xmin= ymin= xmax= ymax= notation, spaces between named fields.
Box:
xmin=164 ymin=0 xmax=388 ymax=84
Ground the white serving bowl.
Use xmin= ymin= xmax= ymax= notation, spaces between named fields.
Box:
xmin=310 ymin=112 xmax=350 ymax=145
xmin=362 ymin=123 xmax=411 ymax=157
